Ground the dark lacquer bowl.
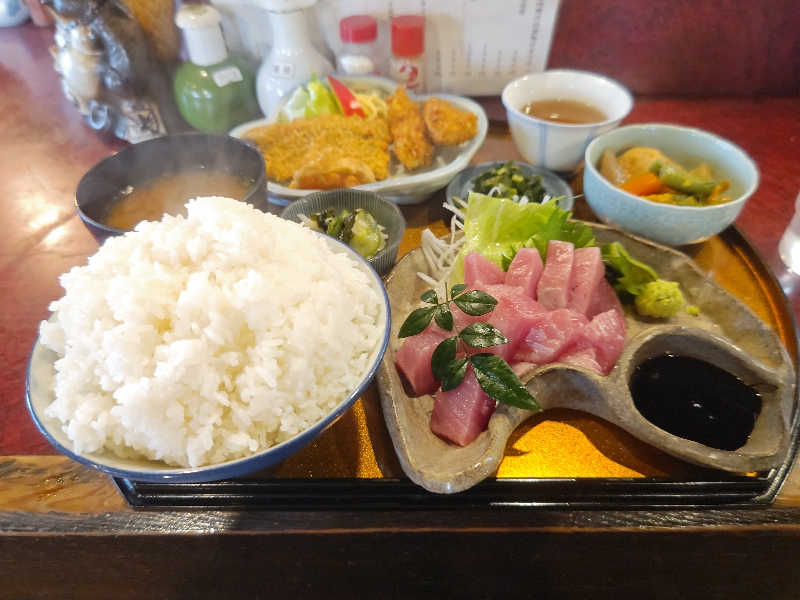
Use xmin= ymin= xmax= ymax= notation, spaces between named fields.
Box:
xmin=76 ymin=132 xmax=267 ymax=242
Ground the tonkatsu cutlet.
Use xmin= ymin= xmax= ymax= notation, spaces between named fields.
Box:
xmin=243 ymin=114 xmax=391 ymax=183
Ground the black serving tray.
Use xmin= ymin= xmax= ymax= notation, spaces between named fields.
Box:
xmin=115 ymin=227 xmax=800 ymax=511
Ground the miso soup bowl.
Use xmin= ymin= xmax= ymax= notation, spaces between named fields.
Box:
xmin=501 ymin=69 xmax=633 ymax=172
xmin=76 ymin=133 xmax=267 ymax=242
xmin=583 ymin=123 xmax=759 ymax=246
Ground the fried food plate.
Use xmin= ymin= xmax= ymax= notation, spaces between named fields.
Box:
xmin=229 ymin=76 xmax=488 ymax=206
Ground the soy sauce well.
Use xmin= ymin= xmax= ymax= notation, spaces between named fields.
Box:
xmin=630 ymin=354 xmax=762 ymax=451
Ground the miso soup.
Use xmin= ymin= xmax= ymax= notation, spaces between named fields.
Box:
xmin=105 ymin=169 xmax=254 ymax=230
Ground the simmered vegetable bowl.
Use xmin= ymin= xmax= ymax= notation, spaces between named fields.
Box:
xmin=600 ymin=146 xmax=732 ymax=206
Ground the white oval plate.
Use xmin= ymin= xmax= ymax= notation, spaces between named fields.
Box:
xmin=230 ymin=75 xmax=488 ymax=205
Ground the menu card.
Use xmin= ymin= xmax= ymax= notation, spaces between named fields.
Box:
xmin=316 ymin=0 xmax=561 ymax=95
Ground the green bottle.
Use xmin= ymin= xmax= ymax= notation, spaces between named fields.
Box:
xmin=173 ymin=4 xmax=259 ymax=133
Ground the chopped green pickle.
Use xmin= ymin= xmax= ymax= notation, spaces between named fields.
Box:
xmin=349 ymin=210 xmax=383 ymax=258
xmin=308 ymin=207 xmax=385 ymax=259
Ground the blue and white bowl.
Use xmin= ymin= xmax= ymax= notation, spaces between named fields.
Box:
xmin=583 ymin=123 xmax=759 ymax=246
xmin=502 ymin=69 xmax=633 ymax=173
xmin=26 ymin=236 xmax=391 ymax=483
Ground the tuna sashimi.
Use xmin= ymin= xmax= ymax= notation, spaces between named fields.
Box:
xmin=505 ymin=248 xmax=544 ymax=299
xmin=464 ymin=251 xmax=505 ymax=288
xmin=559 ymin=347 xmax=603 ymax=374
xmin=561 ymin=309 xmax=626 ymax=375
xmin=513 ymin=308 xmax=588 ymax=364
xmin=395 ymin=324 xmax=451 ymax=396
xmin=467 ymin=284 xmax=545 ymax=361
xmin=567 ymin=246 xmax=604 ymax=315
xmin=587 ymin=279 xmax=624 ymax=319
xmin=430 ymin=366 xmax=496 ymax=446
xmin=537 ymin=240 xmax=574 ymax=310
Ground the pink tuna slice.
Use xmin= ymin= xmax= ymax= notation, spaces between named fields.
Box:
xmin=567 ymin=246 xmax=605 ymax=315
xmin=559 ymin=347 xmax=603 ymax=374
xmin=513 ymin=308 xmax=588 ymax=364
xmin=505 ymin=247 xmax=544 ymax=300
xmin=464 ymin=251 xmax=505 ymax=288
xmin=430 ymin=366 xmax=496 ymax=446
xmin=537 ymin=240 xmax=575 ymax=310
xmin=587 ymin=279 xmax=624 ymax=319
xmin=464 ymin=284 xmax=545 ymax=361
xmin=561 ymin=309 xmax=626 ymax=375
xmin=395 ymin=323 xmax=451 ymax=396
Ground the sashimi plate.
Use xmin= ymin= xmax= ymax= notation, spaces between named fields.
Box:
xmin=376 ymin=224 xmax=796 ymax=494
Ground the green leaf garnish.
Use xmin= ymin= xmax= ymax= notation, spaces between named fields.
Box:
xmin=453 ymin=290 xmax=498 ymax=316
xmin=434 ymin=305 xmax=454 ymax=331
xmin=431 ymin=336 xmax=458 ymax=380
xmin=601 ymin=241 xmax=659 ymax=296
xmin=450 ymin=283 xmax=467 ymax=298
xmin=398 ymin=306 xmax=436 ymax=338
xmin=440 ymin=357 xmax=468 ymax=391
xmin=459 ymin=322 xmax=508 ymax=348
xmin=469 ymin=354 xmax=539 ymax=411
xmin=421 ymin=289 xmax=438 ymax=304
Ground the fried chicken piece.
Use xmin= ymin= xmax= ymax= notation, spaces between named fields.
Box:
xmin=290 ymin=157 xmax=376 ymax=190
xmin=243 ymin=114 xmax=391 ymax=183
xmin=387 ymin=86 xmax=434 ymax=170
xmin=422 ymin=97 xmax=479 ymax=146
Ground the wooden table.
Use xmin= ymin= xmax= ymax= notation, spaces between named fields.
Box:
xmin=3 ymin=23 xmax=800 ymax=599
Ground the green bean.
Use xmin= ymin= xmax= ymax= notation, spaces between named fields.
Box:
xmin=650 ymin=161 xmax=717 ymax=198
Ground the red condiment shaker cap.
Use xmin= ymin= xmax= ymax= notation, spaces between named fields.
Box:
xmin=391 ymin=15 xmax=425 ymax=57
xmin=340 ymin=15 xmax=378 ymax=44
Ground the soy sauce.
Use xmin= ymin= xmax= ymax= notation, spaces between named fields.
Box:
xmin=630 ymin=354 xmax=761 ymax=451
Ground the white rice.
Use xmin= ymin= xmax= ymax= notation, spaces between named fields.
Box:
xmin=39 ymin=197 xmax=385 ymax=468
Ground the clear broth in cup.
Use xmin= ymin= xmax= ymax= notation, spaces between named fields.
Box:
xmin=522 ymin=98 xmax=606 ymax=124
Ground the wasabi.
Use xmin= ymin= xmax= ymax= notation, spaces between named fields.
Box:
xmin=635 ymin=280 xmax=684 ymax=318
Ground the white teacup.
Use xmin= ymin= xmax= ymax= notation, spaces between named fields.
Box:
xmin=502 ymin=69 xmax=633 ymax=172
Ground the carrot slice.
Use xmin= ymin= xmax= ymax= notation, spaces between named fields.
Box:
xmin=620 ymin=172 xmax=665 ymax=196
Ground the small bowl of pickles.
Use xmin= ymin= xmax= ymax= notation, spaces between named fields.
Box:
xmin=280 ymin=189 xmax=406 ymax=276
xmin=445 ymin=161 xmax=573 ymax=210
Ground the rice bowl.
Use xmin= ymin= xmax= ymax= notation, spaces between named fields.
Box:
xmin=27 ymin=196 xmax=390 ymax=481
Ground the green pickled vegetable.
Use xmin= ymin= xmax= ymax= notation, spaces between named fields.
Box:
xmin=471 ymin=162 xmax=547 ymax=203
xmin=650 ymin=161 xmax=717 ymax=198
xmin=308 ymin=207 xmax=385 ymax=259
xmin=349 ymin=209 xmax=383 ymax=258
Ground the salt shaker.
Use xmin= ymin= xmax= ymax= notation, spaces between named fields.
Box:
xmin=778 ymin=191 xmax=800 ymax=275
xmin=337 ymin=15 xmax=380 ymax=76
xmin=390 ymin=15 xmax=425 ymax=92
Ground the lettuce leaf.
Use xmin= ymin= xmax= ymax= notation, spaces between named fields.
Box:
xmin=450 ymin=192 xmax=595 ymax=282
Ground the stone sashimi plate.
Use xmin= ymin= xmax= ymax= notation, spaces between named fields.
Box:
xmin=376 ymin=224 xmax=796 ymax=494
